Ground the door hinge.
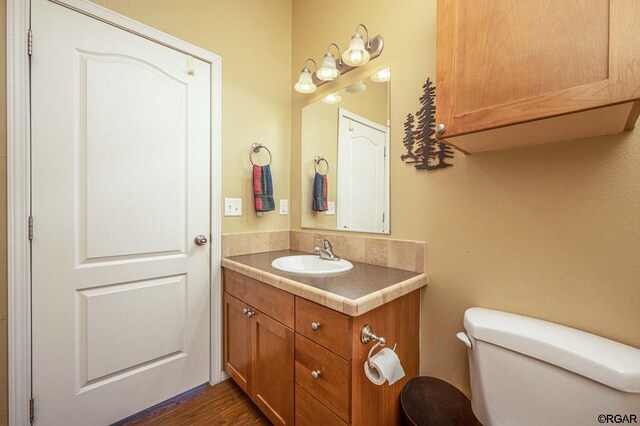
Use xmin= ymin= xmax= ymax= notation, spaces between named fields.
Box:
xmin=382 ymin=213 xmax=385 ymax=223
xmin=27 ymin=29 xmax=33 ymax=56
xmin=28 ymin=216 xmax=33 ymax=241
xmin=29 ymin=397 xmax=35 ymax=423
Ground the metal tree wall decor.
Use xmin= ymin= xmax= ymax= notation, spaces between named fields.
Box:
xmin=401 ymin=78 xmax=454 ymax=170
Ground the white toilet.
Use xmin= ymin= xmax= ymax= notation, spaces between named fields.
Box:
xmin=458 ymin=308 xmax=640 ymax=426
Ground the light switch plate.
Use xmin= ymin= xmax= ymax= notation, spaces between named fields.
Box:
xmin=326 ymin=202 xmax=335 ymax=215
xmin=224 ymin=198 xmax=242 ymax=216
xmin=279 ymin=199 xmax=288 ymax=215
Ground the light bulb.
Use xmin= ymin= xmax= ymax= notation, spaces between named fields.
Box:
xmin=322 ymin=93 xmax=342 ymax=104
xmin=349 ymin=50 xmax=363 ymax=64
xmin=317 ymin=67 xmax=338 ymax=81
xmin=371 ymin=67 xmax=391 ymax=82
xmin=294 ymin=68 xmax=317 ymax=94
xmin=316 ymin=52 xmax=340 ymax=81
xmin=342 ymin=33 xmax=370 ymax=66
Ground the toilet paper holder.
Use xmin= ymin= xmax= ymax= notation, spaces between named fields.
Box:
xmin=361 ymin=324 xmax=397 ymax=368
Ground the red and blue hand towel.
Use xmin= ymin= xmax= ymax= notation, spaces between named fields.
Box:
xmin=312 ymin=172 xmax=328 ymax=212
xmin=253 ymin=164 xmax=275 ymax=212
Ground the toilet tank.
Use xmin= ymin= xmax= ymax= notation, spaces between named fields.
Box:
xmin=462 ymin=308 xmax=640 ymax=426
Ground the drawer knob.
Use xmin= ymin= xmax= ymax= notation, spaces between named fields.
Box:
xmin=246 ymin=310 xmax=255 ymax=318
xmin=435 ymin=123 xmax=446 ymax=134
xmin=242 ymin=308 xmax=249 ymax=315
xmin=310 ymin=322 xmax=321 ymax=331
xmin=311 ymin=370 xmax=321 ymax=380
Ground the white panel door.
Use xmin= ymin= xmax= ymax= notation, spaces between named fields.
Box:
xmin=31 ymin=1 xmax=211 ymax=424
xmin=337 ymin=109 xmax=388 ymax=233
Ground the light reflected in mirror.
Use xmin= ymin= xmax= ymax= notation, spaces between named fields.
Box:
xmin=301 ymin=69 xmax=390 ymax=234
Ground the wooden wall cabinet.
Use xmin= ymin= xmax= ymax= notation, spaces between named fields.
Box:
xmin=436 ymin=0 xmax=640 ymax=153
xmin=223 ymin=268 xmax=420 ymax=425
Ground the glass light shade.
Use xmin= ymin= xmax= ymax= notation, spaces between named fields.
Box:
xmin=316 ymin=53 xmax=340 ymax=81
xmin=345 ymin=80 xmax=367 ymax=93
xmin=371 ymin=67 xmax=391 ymax=82
xmin=322 ymin=93 xmax=342 ymax=104
xmin=294 ymin=68 xmax=317 ymax=94
xmin=341 ymin=33 xmax=370 ymax=66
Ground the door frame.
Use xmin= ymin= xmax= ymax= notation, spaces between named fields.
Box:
xmin=336 ymin=108 xmax=390 ymax=233
xmin=7 ymin=1 xmax=223 ymax=424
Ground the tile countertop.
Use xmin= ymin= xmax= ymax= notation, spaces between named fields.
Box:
xmin=221 ymin=250 xmax=428 ymax=316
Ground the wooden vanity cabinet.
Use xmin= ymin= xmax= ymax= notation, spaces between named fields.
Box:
xmin=223 ymin=267 xmax=420 ymax=425
xmin=436 ymin=0 xmax=640 ymax=153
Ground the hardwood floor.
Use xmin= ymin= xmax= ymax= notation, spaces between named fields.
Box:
xmin=115 ymin=379 xmax=270 ymax=425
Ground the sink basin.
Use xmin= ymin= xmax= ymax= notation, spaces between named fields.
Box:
xmin=271 ymin=255 xmax=353 ymax=275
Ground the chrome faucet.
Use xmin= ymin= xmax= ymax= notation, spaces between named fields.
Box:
xmin=314 ymin=239 xmax=341 ymax=261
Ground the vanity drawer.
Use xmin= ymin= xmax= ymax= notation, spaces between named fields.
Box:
xmin=295 ymin=297 xmax=351 ymax=359
xmin=223 ymin=268 xmax=294 ymax=328
xmin=295 ymin=334 xmax=350 ymax=423
xmin=295 ymin=385 xmax=348 ymax=426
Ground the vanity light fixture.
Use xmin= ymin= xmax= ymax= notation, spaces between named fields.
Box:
xmin=342 ymin=24 xmax=371 ymax=66
xmin=316 ymin=43 xmax=342 ymax=81
xmin=371 ymin=67 xmax=391 ymax=83
xmin=322 ymin=93 xmax=342 ymax=104
xmin=294 ymin=59 xmax=318 ymax=94
xmin=293 ymin=25 xmax=384 ymax=93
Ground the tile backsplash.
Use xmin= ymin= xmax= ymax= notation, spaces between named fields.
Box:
xmin=223 ymin=230 xmax=427 ymax=274
xmin=290 ymin=231 xmax=426 ymax=273
xmin=221 ymin=230 xmax=289 ymax=257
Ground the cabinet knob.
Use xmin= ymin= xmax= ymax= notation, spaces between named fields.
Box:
xmin=242 ymin=308 xmax=249 ymax=315
xmin=435 ymin=123 xmax=446 ymax=134
xmin=310 ymin=322 xmax=321 ymax=331
xmin=246 ymin=310 xmax=255 ymax=318
xmin=311 ymin=370 xmax=321 ymax=380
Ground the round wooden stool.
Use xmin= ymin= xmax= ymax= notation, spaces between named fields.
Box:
xmin=400 ymin=377 xmax=480 ymax=426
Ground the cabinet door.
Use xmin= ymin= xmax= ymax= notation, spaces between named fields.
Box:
xmin=251 ymin=310 xmax=294 ymax=426
xmin=223 ymin=292 xmax=252 ymax=392
xmin=436 ymin=0 xmax=640 ymax=137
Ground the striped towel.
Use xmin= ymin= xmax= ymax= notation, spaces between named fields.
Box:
xmin=312 ymin=172 xmax=328 ymax=212
xmin=253 ymin=165 xmax=275 ymax=212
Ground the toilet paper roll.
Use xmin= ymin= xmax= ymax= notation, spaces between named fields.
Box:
xmin=364 ymin=347 xmax=405 ymax=386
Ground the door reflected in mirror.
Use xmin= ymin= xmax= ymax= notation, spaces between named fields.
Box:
xmin=301 ymin=70 xmax=390 ymax=234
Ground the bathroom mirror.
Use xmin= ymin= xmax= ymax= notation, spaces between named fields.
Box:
xmin=300 ymin=70 xmax=390 ymax=234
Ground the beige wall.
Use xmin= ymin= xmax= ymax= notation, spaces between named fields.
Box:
xmin=300 ymin=80 xmax=388 ymax=230
xmin=291 ymin=0 xmax=640 ymax=395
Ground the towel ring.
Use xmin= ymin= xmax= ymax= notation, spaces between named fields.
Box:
xmin=361 ymin=324 xmax=397 ymax=369
xmin=250 ymin=143 xmax=272 ymax=166
xmin=314 ymin=156 xmax=329 ymax=175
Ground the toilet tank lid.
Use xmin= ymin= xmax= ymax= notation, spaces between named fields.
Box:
xmin=464 ymin=307 xmax=640 ymax=393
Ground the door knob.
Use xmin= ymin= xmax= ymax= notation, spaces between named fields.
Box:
xmin=194 ymin=235 xmax=208 ymax=246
